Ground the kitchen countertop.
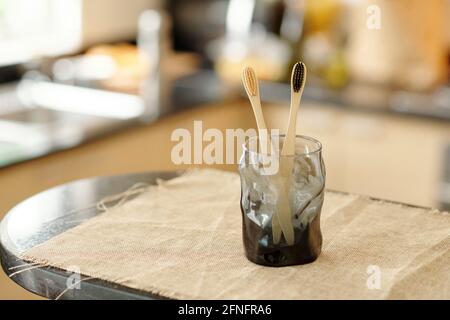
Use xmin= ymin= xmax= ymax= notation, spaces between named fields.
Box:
xmin=1 ymin=69 xmax=449 ymax=169
xmin=0 ymin=71 xmax=225 ymax=169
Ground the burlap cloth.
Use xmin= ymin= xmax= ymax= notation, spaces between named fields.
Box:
xmin=23 ymin=169 xmax=449 ymax=299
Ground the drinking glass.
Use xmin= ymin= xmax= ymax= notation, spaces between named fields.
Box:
xmin=239 ymin=134 xmax=325 ymax=266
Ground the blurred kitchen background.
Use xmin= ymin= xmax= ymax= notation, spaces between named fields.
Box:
xmin=0 ymin=0 xmax=450 ymax=298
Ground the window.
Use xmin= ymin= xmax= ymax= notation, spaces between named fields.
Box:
xmin=0 ymin=0 xmax=82 ymax=66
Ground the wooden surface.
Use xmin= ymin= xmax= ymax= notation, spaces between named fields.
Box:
xmin=0 ymin=99 xmax=449 ymax=299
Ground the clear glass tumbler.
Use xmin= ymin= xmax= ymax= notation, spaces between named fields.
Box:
xmin=239 ymin=135 xmax=325 ymax=267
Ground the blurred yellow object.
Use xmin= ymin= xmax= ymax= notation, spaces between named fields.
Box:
xmin=304 ymin=0 xmax=342 ymax=33
xmin=86 ymin=44 xmax=150 ymax=93
xmin=325 ymin=50 xmax=348 ymax=88
xmin=84 ymin=43 xmax=200 ymax=94
xmin=215 ymin=55 xmax=286 ymax=84
xmin=87 ymin=44 xmax=147 ymax=70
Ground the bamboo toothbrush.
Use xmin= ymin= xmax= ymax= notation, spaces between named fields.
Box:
xmin=276 ymin=62 xmax=307 ymax=245
xmin=242 ymin=67 xmax=267 ymax=143
xmin=242 ymin=66 xmax=282 ymax=243
xmin=282 ymin=62 xmax=307 ymax=156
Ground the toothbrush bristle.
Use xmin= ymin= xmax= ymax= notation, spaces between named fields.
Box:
xmin=243 ymin=67 xmax=258 ymax=97
xmin=292 ymin=62 xmax=306 ymax=93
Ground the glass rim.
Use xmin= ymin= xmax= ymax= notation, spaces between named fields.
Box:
xmin=242 ymin=134 xmax=322 ymax=157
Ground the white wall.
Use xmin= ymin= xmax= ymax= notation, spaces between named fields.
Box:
xmin=82 ymin=0 xmax=162 ymax=46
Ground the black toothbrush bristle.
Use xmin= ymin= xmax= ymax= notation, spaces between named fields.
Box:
xmin=292 ymin=62 xmax=305 ymax=93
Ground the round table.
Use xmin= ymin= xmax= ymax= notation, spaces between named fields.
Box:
xmin=0 ymin=171 xmax=180 ymax=299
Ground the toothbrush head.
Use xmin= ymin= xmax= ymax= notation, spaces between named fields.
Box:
xmin=242 ymin=66 xmax=258 ymax=97
xmin=292 ymin=62 xmax=306 ymax=93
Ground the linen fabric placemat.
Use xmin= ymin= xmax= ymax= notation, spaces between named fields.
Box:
xmin=23 ymin=169 xmax=450 ymax=299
